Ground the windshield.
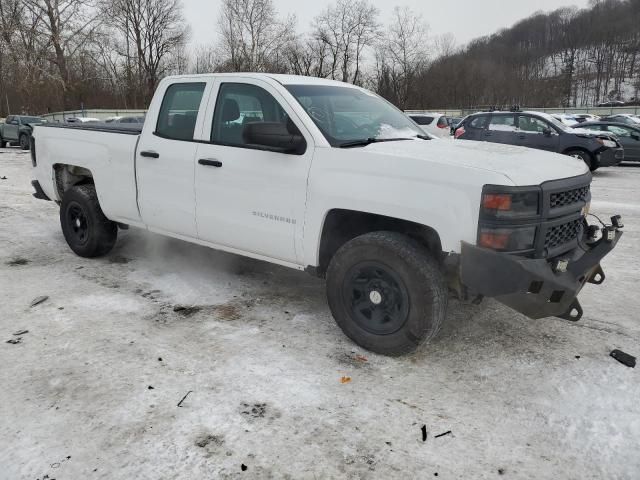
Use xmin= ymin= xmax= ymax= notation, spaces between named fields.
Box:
xmin=21 ymin=116 xmax=45 ymax=124
xmin=285 ymin=85 xmax=424 ymax=146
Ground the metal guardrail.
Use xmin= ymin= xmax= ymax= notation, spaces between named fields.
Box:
xmin=407 ymin=106 xmax=640 ymax=118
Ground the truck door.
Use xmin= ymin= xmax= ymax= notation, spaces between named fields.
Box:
xmin=136 ymin=80 xmax=209 ymax=238
xmin=5 ymin=116 xmax=19 ymax=140
xmin=194 ymin=79 xmax=313 ymax=264
xmin=516 ymin=115 xmax=560 ymax=152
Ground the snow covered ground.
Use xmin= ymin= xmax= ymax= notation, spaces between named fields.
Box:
xmin=1 ymin=147 xmax=638 ymax=479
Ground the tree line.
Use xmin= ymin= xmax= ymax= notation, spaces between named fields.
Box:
xmin=0 ymin=0 xmax=639 ymax=117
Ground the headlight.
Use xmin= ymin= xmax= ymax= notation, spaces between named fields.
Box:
xmin=479 ymin=226 xmax=537 ymax=251
xmin=481 ymin=186 xmax=540 ymax=219
xmin=596 ymin=138 xmax=617 ymax=148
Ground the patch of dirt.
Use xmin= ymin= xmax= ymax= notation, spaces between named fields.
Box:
xmin=335 ymin=351 xmax=371 ymax=369
xmin=241 ymin=402 xmax=267 ymax=418
xmin=173 ymin=305 xmax=202 ymax=317
xmin=108 ymin=255 xmax=131 ymax=264
xmin=6 ymin=257 xmax=29 ymax=266
xmin=214 ymin=303 xmax=242 ymax=320
xmin=195 ymin=433 xmax=224 ymax=448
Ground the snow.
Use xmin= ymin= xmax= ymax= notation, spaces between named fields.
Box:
xmin=1 ymin=147 xmax=639 ymax=478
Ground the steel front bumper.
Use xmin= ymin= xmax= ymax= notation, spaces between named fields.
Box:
xmin=460 ymin=230 xmax=622 ymax=321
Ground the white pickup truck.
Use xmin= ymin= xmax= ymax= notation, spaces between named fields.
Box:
xmin=30 ymin=73 xmax=623 ymax=356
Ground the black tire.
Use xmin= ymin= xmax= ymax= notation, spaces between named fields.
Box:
xmin=0 ymin=137 xmax=6 ymax=148
xmin=60 ymin=184 xmax=117 ymax=257
xmin=566 ymin=149 xmax=596 ymax=171
xmin=326 ymin=231 xmax=448 ymax=356
xmin=19 ymin=133 xmax=30 ymax=150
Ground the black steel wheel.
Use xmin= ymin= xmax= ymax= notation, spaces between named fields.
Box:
xmin=19 ymin=133 xmax=30 ymax=150
xmin=60 ymin=184 xmax=117 ymax=257
xmin=327 ymin=231 xmax=447 ymax=356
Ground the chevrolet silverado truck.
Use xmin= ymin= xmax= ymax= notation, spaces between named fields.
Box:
xmin=30 ymin=74 xmax=623 ymax=356
xmin=0 ymin=115 xmax=47 ymax=150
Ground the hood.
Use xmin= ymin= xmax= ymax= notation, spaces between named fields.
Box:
xmin=362 ymin=139 xmax=588 ymax=185
xmin=568 ymin=127 xmax=615 ymax=139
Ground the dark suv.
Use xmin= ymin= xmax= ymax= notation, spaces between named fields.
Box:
xmin=454 ymin=111 xmax=623 ymax=171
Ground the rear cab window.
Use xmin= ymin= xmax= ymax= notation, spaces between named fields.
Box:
xmin=411 ymin=116 xmax=434 ymax=126
xmin=155 ymin=82 xmax=206 ymax=141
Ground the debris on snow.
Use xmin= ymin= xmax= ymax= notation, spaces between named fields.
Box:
xmin=0 ymin=176 xmax=6 ymax=180
xmin=6 ymin=257 xmax=29 ymax=266
xmin=147 ymin=385 xmax=155 ymax=390
xmin=30 ymin=295 xmax=49 ymax=307
xmin=434 ymin=430 xmax=452 ymax=438
xmin=13 ymin=329 xmax=28 ymax=336
xmin=177 ymin=390 xmax=193 ymax=407
xmin=421 ymin=425 xmax=427 ymax=442
xmin=340 ymin=376 xmax=352 ymax=384
xmin=6 ymin=338 xmax=22 ymax=345
xmin=241 ymin=464 xmax=248 ymax=471
xmin=610 ymin=349 xmax=636 ymax=368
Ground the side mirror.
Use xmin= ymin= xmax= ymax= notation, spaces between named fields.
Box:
xmin=242 ymin=121 xmax=306 ymax=155
xmin=632 ymin=133 xmax=640 ymax=141
xmin=542 ymin=127 xmax=552 ymax=136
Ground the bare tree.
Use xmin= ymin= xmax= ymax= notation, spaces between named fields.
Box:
xmin=217 ymin=0 xmax=295 ymax=72
xmin=375 ymin=6 xmax=428 ymax=108
xmin=104 ymin=0 xmax=188 ymax=104
xmin=312 ymin=0 xmax=379 ymax=84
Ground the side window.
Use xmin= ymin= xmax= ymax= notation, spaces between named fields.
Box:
xmin=518 ymin=116 xmax=550 ymax=133
xmin=606 ymin=125 xmax=632 ymax=137
xmin=411 ymin=116 xmax=434 ymax=126
xmin=5 ymin=116 xmax=13 ymax=124
xmin=211 ymin=83 xmax=290 ymax=146
xmin=489 ymin=114 xmax=516 ymax=132
xmin=469 ymin=115 xmax=489 ymax=129
xmin=155 ymin=82 xmax=206 ymax=141
xmin=581 ymin=125 xmax=604 ymax=132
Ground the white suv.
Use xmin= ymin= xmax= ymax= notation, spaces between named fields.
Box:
xmin=408 ymin=112 xmax=450 ymax=138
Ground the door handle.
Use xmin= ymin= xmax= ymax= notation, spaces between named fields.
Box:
xmin=198 ymin=159 xmax=222 ymax=167
xmin=140 ymin=150 xmax=159 ymax=158
xmin=518 ymin=134 xmax=526 ymax=139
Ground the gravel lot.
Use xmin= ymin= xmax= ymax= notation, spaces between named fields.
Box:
xmin=1 ymin=147 xmax=638 ymax=479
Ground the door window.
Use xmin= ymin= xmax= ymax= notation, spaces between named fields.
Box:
xmin=518 ymin=116 xmax=551 ymax=133
xmin=410 ymin=116 xmax=434 ymax=126
xmin=155 ymin=83 xmax=206 ymax=141
xmin=606 ymin=125 xmax=633 ymax=137
xmin=489 ymin=114 xmax=516 ymax=132
xmin=211 ymin=83 xmax=290 ymax=147
xmin=469 ymin=115 xmax=489 ymax=129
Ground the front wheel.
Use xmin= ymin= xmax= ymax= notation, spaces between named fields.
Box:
xmin=60 ymin=184 xmax=117 ymax=257
xmin=566 ymin=149 xmax=596 ymax=171
xmin=326 ymin=231 xmax=448 ymax=356
xmin=19 ymin=133 xmax=30 ymax=150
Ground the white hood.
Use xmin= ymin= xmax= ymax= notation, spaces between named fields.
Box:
xmin=364 ymin=139 xmax=589 ymax=185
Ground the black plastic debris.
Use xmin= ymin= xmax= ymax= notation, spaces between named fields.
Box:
xmin=30 ymin=296 xmax=49 ymax=308
xmin=498 ymin=468 xmax=505 ymax=475
xmin=6 ymin=338 xmax=22 ymax=345
xmin=0 ymin=176 xmax=7 ymax=180
xmin=421 ymin=425 xmax=427 ymax=442
xmin=434 ymin=430 xmax=452 ymax=438
xmin=177 ymin=390 xmax=193 ymax=407
xmin=610 ymin=349 xmax=636 ymax=368
xmin=147 ymin=385 xmax=154 ymax=390
xmin=241 ymin=464 xmax=248 ymax=472
xmin=13 ymin=329 xmax=28 ymax=336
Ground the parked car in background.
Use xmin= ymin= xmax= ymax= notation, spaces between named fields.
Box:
xmin=599 ymin=114 xmax=640 ymax=125
xmin=0 ymin=115 xmax=47 ymax=150
xmin=105 ymin=116 xmax=145 ymax=124
xmin=572 ymin=114 xmax=600 ymax=123
xmin=552 ymin=114 xmax=579 ymax=126
xmin=454 ymin=110 xmax=623 ymax=170
xmin=598 ymin=100 xmax=625 ymax=107
xmin=65 ymin=117 xmax=100 ymax=124
xmin=577 ymin=121 xmax=640 ymax=162
xmin=448 ymin=117 xmax=463 ymax=135
xmin=408 ymin=112 xmax=450 ymax=138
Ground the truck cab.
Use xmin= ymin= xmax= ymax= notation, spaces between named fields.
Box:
xmin=30 ymin=74 xmax=623 ymax=356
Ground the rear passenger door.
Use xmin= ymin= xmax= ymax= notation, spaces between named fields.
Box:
xmin=4 ymin=116 xmax=19 ymax=141
xmin=486 ymin=114 xmax=517 ymax=144
xmin=605 ymin=125 xmax=640 ymax=160
xmin=137 ymin=80 xmax=210 ymax=238
xmin=516 ymin=115 xmax=560 ymax=152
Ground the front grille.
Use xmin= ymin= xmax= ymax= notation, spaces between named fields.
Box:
xmin=545 ymin=219 xmax=582 ymax=250
xmin=549 ymin=185 xmax=590 ymax=209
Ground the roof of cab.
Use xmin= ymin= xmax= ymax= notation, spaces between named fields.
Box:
xmin=164 ymin=72 xmax=358 ymax=88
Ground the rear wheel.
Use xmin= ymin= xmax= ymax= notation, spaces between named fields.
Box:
xmin=326 ymin=231 xmax=447 ymax=356
xmin=0 ymin=137 xmax=6 ymax=148
xmin=60 ymin=184 xmax=117 ymax=257
xmin=19 ymin=133 xmax=30 ymax=150
xmin=566 ymin=149 xmax=596 ymax=171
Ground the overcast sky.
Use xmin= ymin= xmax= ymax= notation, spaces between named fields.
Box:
xmin=184 ymin=0 xmax=592 ymax=48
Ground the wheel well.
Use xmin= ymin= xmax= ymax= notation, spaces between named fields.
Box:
xmin=53 ymin=164 xmax=94 ymax=200
xmin=316 ymin=209 xmax=443 ymax=276
xmin=563 ymin=147 xmax=591 ymax=157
